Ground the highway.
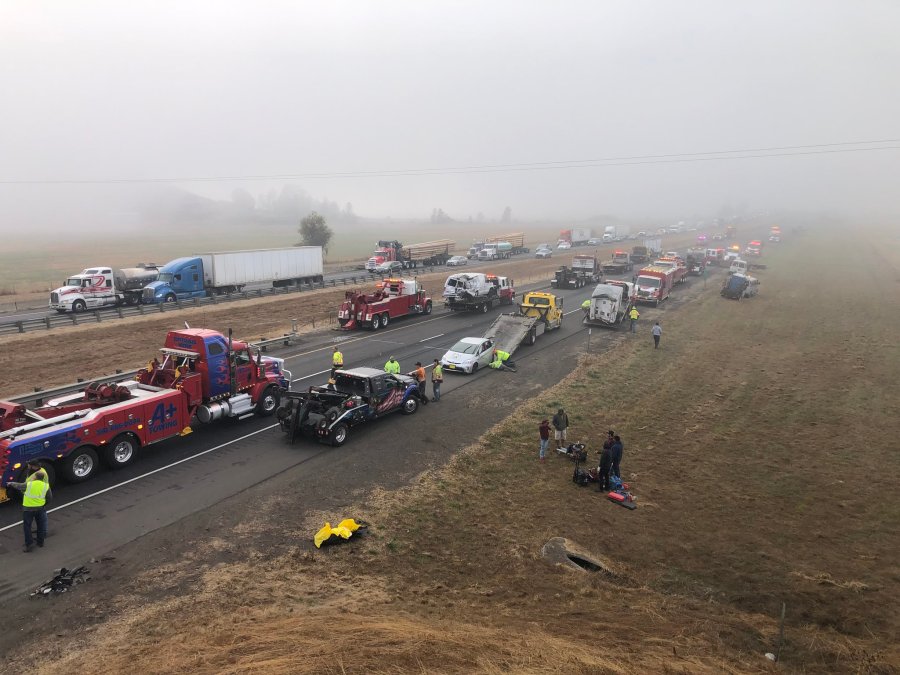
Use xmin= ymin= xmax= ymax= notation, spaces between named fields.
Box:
xmin=0 ymin=253 xmax=535 ymax=325
xmin=0 ymin=272 xmax=642 ymax=600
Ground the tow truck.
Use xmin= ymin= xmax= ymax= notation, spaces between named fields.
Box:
xmin=443 ymin=273 xmax=515 ymax=313
xmin=337 ymin=278 xmax=432 ymax=331
xmin=0 ymin=328 xmax=290 ymax=502
xmin=276 ymin=367 xmax=425 ymax=446
xmin=601 ymin=250 xmax=634 ymax=275
xmin=484 ymin=291 xmax=564 ymax=350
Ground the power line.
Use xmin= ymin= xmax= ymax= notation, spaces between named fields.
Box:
xmin=1 ymin=139 xmax=898 ymax=185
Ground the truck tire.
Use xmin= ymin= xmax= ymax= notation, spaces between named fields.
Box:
xmin=330 ymin=423 xmax=349 ymax=447
xmin=371 ymin=314 xmax=382 ymax=330
xmin=401 ymin=397 xmax=419 ymax=415
xmin=424 ymin=301 xmax=432 ymax=315
xmin=481 ymin=302 xmax=489 ymax=314
xmin=526 ymin=331 xmax=537 ymax=346
xmin=255 ymin=386 xmax=281 ymax=416
xmin=72 ymin=300 xmax=86 ymax=313
xmin=164 ymin=294 xmax=176 ymax=303
xmin=61 ymin=446 xmax=99 ymax=483
xmin=103 ymin=433 xmax=139 ymax=469
xmin=381 ymin=312 xmax=390 ymax=327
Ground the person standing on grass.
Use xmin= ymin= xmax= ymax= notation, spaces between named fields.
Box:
xmin=4 ymin=462 xmax=52 ymax=553
xmin=551 ymin=408 xmax=569 ymax=451
xmin=431 ymin=359 xmax=443 ymax=402
xmin=598 ymin=440 xmax=613 ymax=490
xmin=651 ymin=321 xmax=662 ymax=349
xmin=538 ymin=419 xmax=551 ymax=462
xmin=629 ymin=306 xmax=640 ymax=333
xmin=610 ymin=435 xmax=624 ymax=478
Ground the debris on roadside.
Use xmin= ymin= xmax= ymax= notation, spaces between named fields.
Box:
xmin=314 ymin=518 xmax=368 ymax=549
xmin=31 ymin=566 xmax=91 ymax=597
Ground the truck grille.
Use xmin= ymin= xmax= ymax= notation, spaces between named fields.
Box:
xmin=51 ymin=292 xmax=59 ymax=304
xmin=142 ymin=287 xmax=155 ymax=302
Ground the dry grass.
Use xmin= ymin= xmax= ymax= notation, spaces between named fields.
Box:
xmin=16 ymin=225 xmax=900 ymax=673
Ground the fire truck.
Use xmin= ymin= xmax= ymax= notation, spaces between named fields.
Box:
xmin=0 ymin=328 xmax=290 ymax=503
xmin=337 ymin=278 xmax=433 ymax=330
xmin=634 ymin=266 xmax=676 ymax=306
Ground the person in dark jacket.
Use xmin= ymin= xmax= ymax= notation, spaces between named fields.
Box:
xmin=538 ymin=419 xmax=551 ymax=462
xmin=597 ymin=443 xmax=613 ymax=490
xmin=551 ymin=408 xmax=569 ymax=450
xmin=610 ymin=435 xmax=624 ymax=478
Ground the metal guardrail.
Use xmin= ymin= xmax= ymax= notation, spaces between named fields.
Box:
xmin=6 ymin=332 xmax=304 ymax=407
xmin=0 ymin=267 xmax=437 ymax=336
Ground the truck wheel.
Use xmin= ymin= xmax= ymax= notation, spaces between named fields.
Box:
xmin=481 ymin=302 xmax=489 ymax=314
xmin=255 ymin=386 xmax=281 ymax=416
xmin=424 ymin=301 xmax=432 ymax=315
xmin=330 ymin=423 xmax=349 ymax=447
xmin=164 ymin=294 xmax=176 ymax=303
xmin=401 ymin=397 xmax=419 ymax=415
xmin=371 ymin=314 xmax=382 ymax=330
xmin=61 ymin=446 xmax=99 ymax=483
xmin=381 ymin=312 xmax=390 ymax=327
xmin=72 ymin=300 xmax=86 ymax=313
xmin=527 ymin=331 xmax=537 ymax=345
xmin=103 ymin=434 xmax=139 ymax=469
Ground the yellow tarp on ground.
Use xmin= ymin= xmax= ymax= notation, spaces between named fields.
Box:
xmin=314 ymin=519 xmax=362 ymax=548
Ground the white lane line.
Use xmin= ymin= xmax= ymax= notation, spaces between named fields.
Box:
xmin=0 ymin=425 xmax=278 ymax=533
xmin=419 ymin=333 xmax=445 ymax=342
xmin=292 ymin=369 xmax=330 ymax=383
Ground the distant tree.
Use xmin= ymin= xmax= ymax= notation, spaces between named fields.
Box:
xmin=501 ymin=206 xmax=512 ymax=223
xmin=298 ymin=211 xmax=334 ymax=253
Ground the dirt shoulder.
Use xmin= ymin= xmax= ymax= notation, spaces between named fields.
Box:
xmin=13 ymin=229 xmax=893 ymax=673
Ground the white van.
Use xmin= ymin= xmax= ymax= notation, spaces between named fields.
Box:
xmin=729 ymin=259 xmax=750 ymax=275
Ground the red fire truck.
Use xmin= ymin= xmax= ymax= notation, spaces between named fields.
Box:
xmin=0 ymin=328 xmax=290 ymax=502
xmin=634 ymin=266 xmax=676 ymax=306
xmin=337 ymin=278 xmax=433 ymax=330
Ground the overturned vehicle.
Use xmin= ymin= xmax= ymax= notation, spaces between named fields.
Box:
xmin=276 ymin=367 xmax=426 ymax=446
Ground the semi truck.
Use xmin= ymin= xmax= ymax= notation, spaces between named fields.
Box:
xmin=651 ymin=257 xmax=688 ymax=285
xmin=630 ymin=239 xmax=662 ymax=265
xmin=50 ymin=264 xmax=160 ymax=313
xmin=142 ymin=248 xmax=324 ymax=303
xmin=366 ymin=240 xmax=454 ymax=270
xmin=634 ymin=266 xmax=676 ymax=306
xmin=486 ymin=232 xmax=529 ymax=256
xmin=685 ymin=248 xmax=708 ymax=275
xmin=601 ymin=250 xmax=634 ymax=274
xmin=0 ymin=328 xmax=290 ymax=502
xmin=551 ymin=254 xmax=602 ymax=289
xmin=557 ymin=228 xmax=592 ymax=247
xmin=583 ymin=281 xmax=635 ymax=328
xmin=337 ymin=278 xmax=433 ymax=331
xmin=443 ymin=273 xmax=515 ymax=312
xmin=476 ymin=242 xmax=513 ymax=260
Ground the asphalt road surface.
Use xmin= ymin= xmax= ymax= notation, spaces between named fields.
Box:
xmin=1 ymin=269 xmax=650 ymax=599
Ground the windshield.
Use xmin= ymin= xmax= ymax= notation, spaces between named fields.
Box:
xmin=158 ymin=273 xmax=174 ymax=284
xmin=449 ymin=340 xmax=480 ymax=355
xmin=638 ymin=277 xmax=661 ymax=288
xmin=66 ymin=277 xmax=85 ymax=287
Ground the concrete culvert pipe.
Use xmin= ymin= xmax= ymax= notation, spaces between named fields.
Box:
xmin=541 ymin=537 xmax=615 ymax=576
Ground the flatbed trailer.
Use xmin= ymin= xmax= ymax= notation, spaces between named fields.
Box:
xmin=483 ymin=291 xmax=564 ymax=355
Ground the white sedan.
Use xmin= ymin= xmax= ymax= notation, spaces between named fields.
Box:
xmin=440 ymin=337 xmax=496 ymax=374
xmin=446 ymin=256 xmax=468 ymax=266
xmin=557 ymin=241 xmax=572 ymax=250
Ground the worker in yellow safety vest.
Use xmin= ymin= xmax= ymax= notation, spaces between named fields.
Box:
xmin=431 ymin=359 xmax=443 ymax=402
xmin=490 ymin=349 xmax=515 ymax=371
xmin=629 ymin=306 xmax=640 ymax=334
xmin=3 ymin=461 xmax=52 ymax=552
xmin=581 ymin=298 xmax=591 ymax=315
xmin=384 ymin=356 xmax=401 ymax=374
xmin=331 ymin=347 xmax=344 ymax=377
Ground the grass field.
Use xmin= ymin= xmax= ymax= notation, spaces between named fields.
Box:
xmin=16 ymin=224 xmax=899 ymax=673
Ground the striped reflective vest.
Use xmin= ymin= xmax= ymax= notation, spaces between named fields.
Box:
xmin=23 ymin=479 xmax=49 ymax=508
xmin=332 ymin=351 xmax=344 ymax=366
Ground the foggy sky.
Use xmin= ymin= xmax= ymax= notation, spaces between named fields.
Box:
xmin=2 ymin=0 xmax=899 ymax=226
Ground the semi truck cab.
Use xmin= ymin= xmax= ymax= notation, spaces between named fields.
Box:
xmin=143 ymin=257 xmax=204 ymax=303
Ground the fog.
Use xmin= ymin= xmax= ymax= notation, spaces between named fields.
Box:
xmin=2 ymin=1 xmax=899 ymax=231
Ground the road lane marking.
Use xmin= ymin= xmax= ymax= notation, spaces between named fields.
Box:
xmin=419 ymin=333 xmax=445 ymax=342
xmin=0 ymin=425 xmax=278 ymax=533
xmin=292 ymin=369 xmax=330 ymax=383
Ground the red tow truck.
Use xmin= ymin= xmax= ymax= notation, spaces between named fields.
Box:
xmin=337 ymin=278 xmax=433 ymax=331
xmin=634 ymin=265 xmax=676 ymax=306
xmin=0 ymin=328 xmax=290 ymax=503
